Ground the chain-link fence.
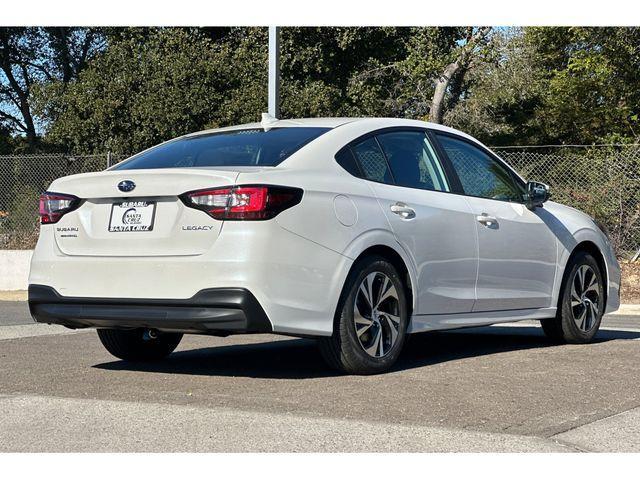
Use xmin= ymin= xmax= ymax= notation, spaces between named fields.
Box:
xmin=1 ymin=147 xmax=639 ymax=259
xmin=0 ymin=153 xmax=128 ymax=249
xmin=495 ymin=146 xmax=640 ymax=260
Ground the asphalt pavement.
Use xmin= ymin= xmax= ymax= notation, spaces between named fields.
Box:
xmin=0 ymin=301 xmax=30 ymax=326
xmin=1 ymin=300 xmax=639 ymax=452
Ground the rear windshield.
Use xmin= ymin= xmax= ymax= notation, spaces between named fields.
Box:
xmin=112 ymin=127 xmax=330 ymax=170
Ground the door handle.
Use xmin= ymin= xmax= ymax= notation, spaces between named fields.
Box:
xmin=476 ymin=213 xmax=498 ymax=227
xmin=390 ymin=202 xmax=416 ymax=220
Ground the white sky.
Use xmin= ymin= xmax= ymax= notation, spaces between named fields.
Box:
xmin=1 ymin=0 xmax=639 ymax=26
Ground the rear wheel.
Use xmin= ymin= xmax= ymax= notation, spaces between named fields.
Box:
xmin=541 ymin=251 xmax=604 ymax=343
xmin=319 ymin=255 xmax=408 ymax=375
xmin=97 ymin=328 xmax=183 ymax=361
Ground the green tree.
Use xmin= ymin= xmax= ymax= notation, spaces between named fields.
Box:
xmin=37 ymin=28 xmax=253 ymax=154
xmin=34 ymin=26 xmax=640 ymax=152
xmin=36 ymin=27 xmax=423 ymax=153
xmin=446 ymin=27 xmax=640 ymax=146
xmin=342 ymin=27 xmax=492 ymax=121
xmin=0 ymin=125 xmax=12 ymax=154
xmin=280 ymin=27 xmax=414 ymax=117
xmin=0 ymin=27 xmax=105 ymax=150
xmin=445 ymin=28 xmax=548 ymax=145
xmin=531 ymin=27 xmax=640 ymax=144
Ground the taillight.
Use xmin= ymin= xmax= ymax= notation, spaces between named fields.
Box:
xmin=180 ymin=185 xmax=303 ymax=220
xmin=39 ymin=192 xmax=81 ymax=224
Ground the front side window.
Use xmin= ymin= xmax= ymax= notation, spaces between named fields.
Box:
xmin=113 ymin=127 xmax=330 ymax=170
xmin=435 ymin=134 xmax=524 ymax=202
xmin=376 ymin=131 xmax=449 ymax=192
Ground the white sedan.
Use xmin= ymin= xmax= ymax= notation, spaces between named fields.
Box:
xmin=29 ymin=117 xmax=621 ymax=374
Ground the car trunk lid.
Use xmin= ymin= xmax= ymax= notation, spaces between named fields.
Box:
xmin=48 ymin=168 xmax=242 ymax=257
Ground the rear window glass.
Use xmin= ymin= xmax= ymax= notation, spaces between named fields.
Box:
xmin=113 ymin=127 xmax=330 ymax=170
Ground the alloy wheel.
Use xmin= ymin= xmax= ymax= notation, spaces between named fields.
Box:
xmin=353 ymin=271 xmax=401 ymax=358
xmin=570 ymin=264 xmax=601 ymax=332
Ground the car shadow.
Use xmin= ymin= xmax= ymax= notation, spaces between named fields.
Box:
xmin=93 ymin=326 xmax=640 ymax=379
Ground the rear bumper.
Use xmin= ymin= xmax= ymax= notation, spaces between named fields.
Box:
xmin=28 ymin=284 xmax=272 ymax=335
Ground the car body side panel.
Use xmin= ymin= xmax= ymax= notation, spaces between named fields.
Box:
xmin=236 ymin=121 xmax=621 ymax=325
xmin=542 ymin=201 xmax=621 ymax=313
xmin=369 ymin=183 xmax=478 ymax=315
xmin=464 ymin=197 xmax=558 ymax=311
xmin=339 ymin=229 xmax=420 ymax=314
xmin=409 ymin=307 xmax=557 ymax=333
xmin=236 ymin=166 xmax=420 ymax=324
xmin=253 ymin=168 xmax=391 ymax=256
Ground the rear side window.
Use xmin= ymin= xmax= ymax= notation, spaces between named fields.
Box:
xmin=376 ymin=131 xmax=449 ymax=192
xmin=335 ymin=148 xmax=362 ymax=177
xmin=350 ymin=137 xmax=394 ymax=184
xmin=337 ymin=129 xmax=450 ymax=192
xmin=113 ymin=127 xmax=330 ymax=170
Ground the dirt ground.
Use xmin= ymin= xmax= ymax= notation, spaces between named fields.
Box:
xmin=621 ymin=261 xmax=640 ymax=304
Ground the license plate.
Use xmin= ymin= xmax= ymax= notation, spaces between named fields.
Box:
xmin=108 ymin=201 xmax=156 ymax=232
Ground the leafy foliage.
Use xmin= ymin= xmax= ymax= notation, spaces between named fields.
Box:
xmin=37 ymin=28 xmax=238 ymax=153
xmin=32 ymin=27 xmax=481 ymax=153
xmin=448 ymin=27 xmax=640 ymax=146
xmin=0 ymin=27 xmax=105 ymax=150
xmin=0 ymin=26 xmax=638 ymax=153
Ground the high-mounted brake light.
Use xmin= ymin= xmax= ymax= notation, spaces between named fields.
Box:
xmin=180 ymin=185 xmax=303 ymax=220
xmin=39 ymin=192 xmax=81 ymax=224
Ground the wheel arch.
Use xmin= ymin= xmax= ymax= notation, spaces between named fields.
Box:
xmin=559 ymin=240 xmax=608 ymax=307
xmin=347 ymin=244 xmax=415 ymax=320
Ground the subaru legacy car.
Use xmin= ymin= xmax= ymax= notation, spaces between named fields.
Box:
xmin=28 ymin=117 xmax=621 ymax=374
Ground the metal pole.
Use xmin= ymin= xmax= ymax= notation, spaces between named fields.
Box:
xmin=268 ymin=26 xmax=280 ymax=119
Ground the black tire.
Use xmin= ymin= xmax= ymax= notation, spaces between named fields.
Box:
xmin=97 ymin=328 xmax=183 ymax=361
xmin=318 ymin=255 xmax=409 ymax=375
xmin=541 ymin=251 xmax=604 ymax=344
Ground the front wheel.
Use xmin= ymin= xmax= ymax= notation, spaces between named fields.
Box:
xmin=318 ymin=255 xmax=409 ymax=375
xmin=541 ymin=251 xmax=604 ymax=344
xmin=97 ymin=328 xmax=183 ymax=361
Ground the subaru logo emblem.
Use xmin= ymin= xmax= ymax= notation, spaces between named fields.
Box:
xmin=118 ymin=180 xmax=136 ymax=193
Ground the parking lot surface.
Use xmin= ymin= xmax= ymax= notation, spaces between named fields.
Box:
xmin=1 ymin=301 xmax=639 ymax=452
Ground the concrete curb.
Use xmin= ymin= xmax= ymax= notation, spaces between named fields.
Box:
xmin=0 ymin=250 xmax=32 ymax=291
xmin=611 ymin=304 xmax=640 ymax=316
xmin=0 ymin=290 xmax=27 ymax=301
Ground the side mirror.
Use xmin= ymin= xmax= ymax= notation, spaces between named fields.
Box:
xmin=526 ymin=181 xmax=550 ymax=209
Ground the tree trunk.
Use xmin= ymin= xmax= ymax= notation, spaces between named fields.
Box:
xmin=429 ymin=26 xmax=492 ymax=124
xmin=23 ymin=110 xmax=38 ymax=149
xmin=429 ymin=60 xmax=462 ymax=124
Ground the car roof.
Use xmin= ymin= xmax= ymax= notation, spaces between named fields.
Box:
xmin=184 ymin=117 xmax=357 ymax=137
xmin=183 ymin=117 xmax=475 ymax=141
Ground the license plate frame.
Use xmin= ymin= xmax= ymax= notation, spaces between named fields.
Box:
xmin=108 ymin=200 xmax=156 ymax=232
